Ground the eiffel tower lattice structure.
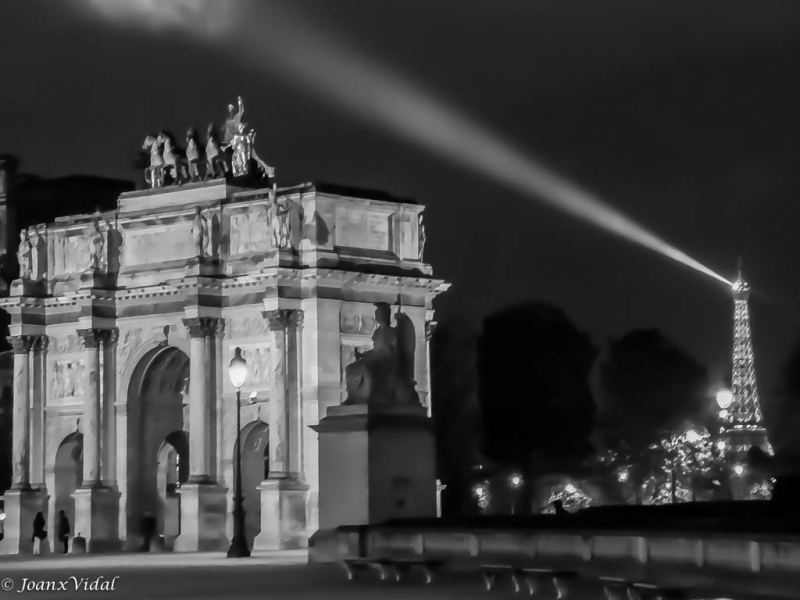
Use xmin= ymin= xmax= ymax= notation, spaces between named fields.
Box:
xmin=723 ymin=262 xmax=772 ymax=462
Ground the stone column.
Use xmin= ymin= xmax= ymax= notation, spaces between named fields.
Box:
xmin=30 ymin=336 xmax=47 ymax=487
xmin=174 ymin=317 xmax=228 ymax=552
xmin=425 ymin=321 xmax=445 ymax=516
xmin=9 ymin=335 xmax=33 ymax=490
xmin=77 ymin=329 xmax=102 ymax=486
xmin=254 ymin=309 xmax=308 ymax=550
xmin=0 ymin=335 xmax=47 ymax=555
xmin=101 ymin=329 xmax=118 ymax=485
xmin=72 ymin=328 xmax=121 ymax=553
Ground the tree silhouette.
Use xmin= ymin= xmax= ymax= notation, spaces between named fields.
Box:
xmin=431 ymin=317 xmax=484 ymax=515
xmin=479 ymin=301 xmax=598 ymax=468
xmin=596 ymin=329 xmax=709 ymax=500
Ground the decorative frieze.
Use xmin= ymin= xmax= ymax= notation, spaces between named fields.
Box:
xmin=183 ymin=317 xmax=224 ymax=339
xmin=50 ymin=360 xmax=87 ymax=401
xmin=227 ymin=315 xmax=270 ymax=340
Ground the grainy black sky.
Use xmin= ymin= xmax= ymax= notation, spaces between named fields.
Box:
xmin=1 ymin=0 xmax=799 ymax=400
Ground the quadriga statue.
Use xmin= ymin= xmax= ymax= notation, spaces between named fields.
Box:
xmin=343 ymin=302 xmax=421 ymax=408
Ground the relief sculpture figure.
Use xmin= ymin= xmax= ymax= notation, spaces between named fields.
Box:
xmin=343 ymin=302 xmax=421 ymax=408
xmin=191 ymin=206 xmax=209 ymax=258
xmin=88 ymin=220 xmax=105 ymax=272
xmin=17 ymin=229 xmax=32 ymax=280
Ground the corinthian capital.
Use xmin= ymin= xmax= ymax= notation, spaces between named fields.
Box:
xmin=78 ymin=328 xmax=117 ymax=349
xmin=183 ymin=317 xmax=224 ymax=339
xmin=32 ymin=335 xmax=50 ymax=354
xmin=8 ymin=335 xmax=35 ymax=354
xmin=263 ymin=309 xmax=303 ymax=331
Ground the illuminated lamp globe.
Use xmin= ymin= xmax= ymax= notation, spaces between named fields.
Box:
xmin=228 ymin=347 xmax=248 ymax=389
xmin=564 ymin=483 xmax=577 ymax=494
xmin=509 ymin=474 xmax=522 ymax=488
xmin=473 ymin=485 xmax=486 ymax=498
xmin=717 ymin=440 xmax=726 ymax=451
xmin=719 ymin=409 xmax=729 ymax=419
xmin=733 ymin=464 xmax=745 ymax=476
xmin=685 ymin=429 xmax=702 ymax=444
xmin=0 ymin=512 xmax=5 ymax=521
xmin=617 ymin=469 xmax=629 ymax=482
xmin=716 ymin=389 xmax=733 ymax=409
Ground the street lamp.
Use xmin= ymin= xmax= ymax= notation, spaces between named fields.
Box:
xmin=716 ymin=389 xmax=733 ymax=410
xmin=733 ymin=464 xmax=745 ymax=477
xmin=227 ymin=347 xmax=250 ymax=558
xmin=508 ymin=473 xmax=523 ymax=515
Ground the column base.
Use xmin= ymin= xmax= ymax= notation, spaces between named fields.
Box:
xmin=173 ymin=483 xmax=229 ymax=552
xmin=73 ymin=485 xmax=122 ymax=553
xmin=0 ymin=488 xmax=48 ymax=555
xmin=252 ymin=478 xmax=309 ymax=551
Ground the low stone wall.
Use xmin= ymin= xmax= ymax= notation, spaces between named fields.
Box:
xmin=311 ymin=525 xmax=800 ymax=595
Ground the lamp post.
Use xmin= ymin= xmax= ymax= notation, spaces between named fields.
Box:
xmin=509 ymin=473 xmax=523 ymax=515
xmin=227 ymin=347 xmax=250 ymax=558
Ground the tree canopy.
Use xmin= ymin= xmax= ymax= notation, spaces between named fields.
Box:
xmin=478 ymin=301 xmax=598 ymax=466
xmin=596 ymin=328 xmax=709 ymax=464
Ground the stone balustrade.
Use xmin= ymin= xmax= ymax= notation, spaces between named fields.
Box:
xmin=314 ymin=524 xmax=800 ymax=596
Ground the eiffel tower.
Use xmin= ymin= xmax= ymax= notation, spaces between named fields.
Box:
xmin=723 ymin=260 xmax=772 ymax=461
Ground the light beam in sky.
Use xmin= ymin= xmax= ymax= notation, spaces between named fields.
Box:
xmin=75 ymin=0 xmax=731 ymax=287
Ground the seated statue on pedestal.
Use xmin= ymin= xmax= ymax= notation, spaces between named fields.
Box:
xmin=343 ymin=302 xmax=421 ymax=408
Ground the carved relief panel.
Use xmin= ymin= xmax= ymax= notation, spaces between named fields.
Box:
xmin=226 ymin=315 xmax=270 ymax=340
xmin=49 ymin=360 xmax=87 ymax=405
xmin=334 ymin=207 xmax=391 ymax=251
xmin=339 ymin=304 xmax=378 ymax=336
xmin=122 ymin=222 xmax=194 ymax=267
xmin=340 ymin=340 xmax=372 ymax=385
xmin=52 ymin=232 xmax=91 ymax=276
xmin=229 ymin=206 xmax=271 ymax=256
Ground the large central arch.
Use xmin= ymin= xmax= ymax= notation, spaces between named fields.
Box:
xmin=126 ymin=345 xmax=189 ymax=549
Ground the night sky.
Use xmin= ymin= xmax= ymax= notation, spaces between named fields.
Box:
xmin=2 ymin=1 xmax=799 ymax=400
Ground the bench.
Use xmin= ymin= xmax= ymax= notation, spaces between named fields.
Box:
xmin=599 ymin=577 xmax=689 ymax=600
xmin=479 ymin=564 xmax=577 ymax=597
xmin=343 ymin=558 xmax=444 ymax=584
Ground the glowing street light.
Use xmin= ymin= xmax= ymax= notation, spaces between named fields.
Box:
xmin=685 ymin=429 xmax=702 ymax=444
xmin=733 ymin=464 xmax=745 ymax=477
xmin=717 ymin=440 xmax=726 ymax=451
xmin=719 ymin=409 xmax=729 ymax=419
xmin=227 ymin=347 xmax=250 ymax=558
xmin=509 ymin=474 xmax=522 ymax=488
xmin=617 ymin=469 xmax=629 ymax=483
xmin=716 ymin=389 xmax=733 ymax=410
xmin=565 ymin=483 xmax=577 ymax=494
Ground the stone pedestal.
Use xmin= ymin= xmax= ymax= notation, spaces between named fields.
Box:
xmin=0 ymin=488 xmax=48 ymax=555
xmin=252 ymin=478 xmax=309 ymax=550
xmin=312 ymin=403 xmax=436 ymax=533
xmin=173 ymin=483 xmax=229 ymax=552
xmin=72 ymin=486 xmax=121 ymax=553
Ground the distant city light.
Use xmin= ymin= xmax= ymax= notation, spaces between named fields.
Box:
xmin=685 ymin=429 xmax=702 ymax=443
xmin=716 ymin=389 xmax=734 ymax=409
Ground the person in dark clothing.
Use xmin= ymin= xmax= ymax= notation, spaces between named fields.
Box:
xmin=57 ymin=511 xmax=70 ymax=554
xmin=552 ymin=500 xmax=569 ymax=517
xmin=32 ymin=512 xmax=47 ymax=555
xmin=141 ymin=512 xmax=157 ymax=552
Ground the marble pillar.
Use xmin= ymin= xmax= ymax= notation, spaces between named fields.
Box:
xmin=73 ymin=329 xmax=121 ymax=553
xmin=101 ymin=329 xmax=118 ymax=486
xmin=253 ymin=309 xmax=308 ymax=550
xmin=10 ymin=335 xmax=33 ymax=489
xmin=0 ymin=336 xmax=47 ymax=555
xmin=174 ymin=317 xmax=228 ymax=552
xmin=30 ymin=336 xmax=48 ymax=487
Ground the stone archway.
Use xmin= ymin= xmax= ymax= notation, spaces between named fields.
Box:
xmin=54 ymin=433 xmax=83 ymax=535
xmin=126 ymin=346 xmax=189 ymax=547
xmin=234 ymin=420 xmax=269 ymax=547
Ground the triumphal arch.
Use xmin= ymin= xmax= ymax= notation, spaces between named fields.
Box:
xmin=0 ymin=112 xmax=447 ymax=553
